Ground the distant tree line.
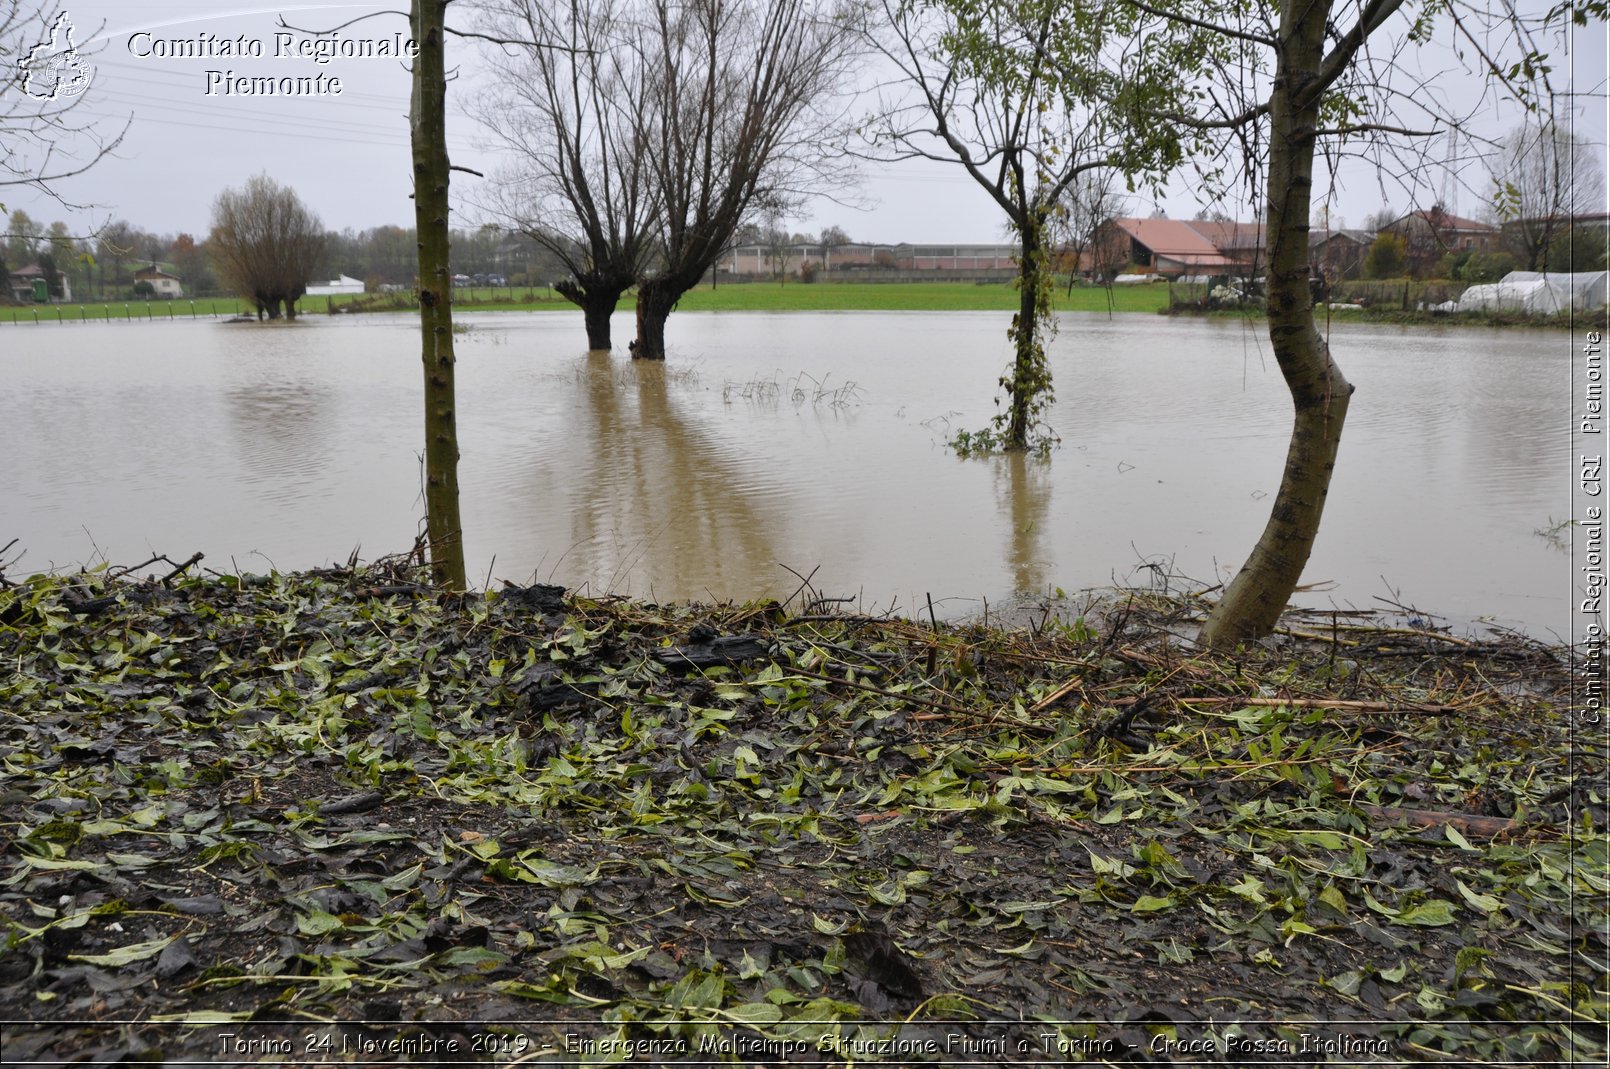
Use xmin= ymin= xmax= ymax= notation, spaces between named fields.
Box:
xmin=3 ymin=206 xmax=569 ymax=304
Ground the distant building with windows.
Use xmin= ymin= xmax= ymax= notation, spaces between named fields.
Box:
xmin=717 ymin=219 xmax=1420 ymax=283
xmin=892 ymin=243 xmax=1017 ymax=270
xmin=724 ymin=242 xmax=891 ymax=277
xmin=1308 ymin=228 xmax=1376 ymax=281
xmin=133 ymin=264 xmax=183 ymax=298
xmin=7 ymin=262 xmax=71 ymax=302
xmin=1380 ymin=209 xmax=1500 ymax=275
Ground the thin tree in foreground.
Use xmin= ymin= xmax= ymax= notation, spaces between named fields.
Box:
xmin=1135 ymin=0 xmax=1585 ymax=649
xmin=411 ymin=0 xmax=467 ymax=589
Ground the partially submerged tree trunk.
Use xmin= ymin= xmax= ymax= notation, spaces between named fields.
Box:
xmin=411 ymin=0 xmax=467 ymax=590
xmin=556 ymin=276 xmax=627 ymax=350
xmin=1199 ymin=0 xmax=1351 ymax=650
xmin=1004 ymin=213 xmax=1050 ymax=449
xmin=632 ymin=277 xmax=681 ymax=361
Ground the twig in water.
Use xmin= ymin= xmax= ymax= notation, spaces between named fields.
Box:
xmin=925 ymin=592 xmax=939 ymax=677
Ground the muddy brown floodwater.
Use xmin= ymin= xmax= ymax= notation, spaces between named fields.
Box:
xmin=0 ymin=309 xmax=1571 ymax=635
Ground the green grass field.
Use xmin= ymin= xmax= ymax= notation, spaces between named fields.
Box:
xmin=0 ymin=297 xmax=252 ymax=324
xmin=0 ymin=280 xmax=1173 ymax=324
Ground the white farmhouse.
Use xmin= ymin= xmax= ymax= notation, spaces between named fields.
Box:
xmin=133 ymin=264 xmax=183 ymax=298
xmin=306 ymin=274 xmax=365 ymax=296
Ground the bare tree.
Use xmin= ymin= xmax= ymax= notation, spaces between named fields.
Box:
xmin=762 ymin=205 xmax=791 ymax=281
xmin=630 ymin=0 xmax=860 ymax=359
xmin=94 ymin=218 xmax=134 ymax=295
xmin=208 ymin=174 xmax=326 ymax=319
xmin=5 ymin=208 xmax=39 ymax=264
xmin=1 ymin=1 xmax=126 ymax=203
xmin=1490 ymin=121 xmax=1604 ymax=270
xmin=1362 ymin=205 xmax=1397 ymax=233
xmin=474 ymin=0 xmax=661 ymax=350
xmin=1047 ymin=171 xmax=1125 ymax=291
xmin=818 ymin=222 xmax=850 ymax=272
xmin=863 ymin=0 xmax=1187 ymax=452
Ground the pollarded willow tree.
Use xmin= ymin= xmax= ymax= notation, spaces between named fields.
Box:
xmin=474 ymin=0 xmax=662 ymax=350
xmin=863 ymin=0 xmax=1200 ymax=453
xmin=630 ymin=0 xmax=861 ymax=360
xmin=208 ymin=174 xmax=326 ymax=320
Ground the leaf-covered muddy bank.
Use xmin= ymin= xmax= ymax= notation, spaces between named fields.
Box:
xmin=0 ymin=560 xmax=1603 ymax=1064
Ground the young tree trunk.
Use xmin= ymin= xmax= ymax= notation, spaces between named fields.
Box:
xmin=1005 ymin=219 xmax=1043 ymax=449
xmin=411 ymin=0 xmax=467 ymax=590
xmin=1200 ymin=0 xmax=1351 ymax=651
xmin=632 ymin=278 xmax=680 ymax=361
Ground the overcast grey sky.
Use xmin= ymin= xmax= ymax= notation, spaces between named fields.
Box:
xmin=9 ymin=1 xmax=1606 ymax=244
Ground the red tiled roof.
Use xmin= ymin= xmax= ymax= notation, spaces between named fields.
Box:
xmin=1394 ymin=210 xmax=1499 ymax=233
xmin=1185 ymin=220 xmax=1266 ymax=250
xmin=1107 ymin=218 xmax=1242 ymax=269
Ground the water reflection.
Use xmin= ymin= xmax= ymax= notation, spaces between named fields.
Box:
xmin=548 ymin=352 xmax=785 ymax=598
xmin=224 ymin=383 xmax=334 ymax=506
xmin=994 ymin=451 xmax=1052 ymax=594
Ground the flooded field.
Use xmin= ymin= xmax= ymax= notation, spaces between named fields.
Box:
xmin=0 ymin=309 xmax=1571 ymax=635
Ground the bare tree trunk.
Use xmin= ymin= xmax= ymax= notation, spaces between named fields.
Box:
xmin=411 ymin=0 xmax=467 ymax=590
xmin=581 ymin=300 xmax=613 ymax=350
xmin=633 ymin=279 xmax=678 ymax=361
xmin=1200 ymin=0 xmax=1351 ymax=650
xmin=556 ymin=277 xmax=624 ymax=350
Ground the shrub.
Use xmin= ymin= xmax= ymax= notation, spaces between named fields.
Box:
xmin=1546 ymin=227 xmax=1608 ymax=273
xmin=1460 ymin=251 xmax=1517 ymax=284
xmin=1436 ymin=250 xmax=1471 ymax=281
xmin=1363 ymin=233 xmax=1407 ymax=279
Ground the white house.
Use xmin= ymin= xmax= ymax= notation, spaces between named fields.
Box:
xmin=306 ymin=274 xmax=365 ymax=296
xmin=133 ymin=264 xmax=183 ymax=298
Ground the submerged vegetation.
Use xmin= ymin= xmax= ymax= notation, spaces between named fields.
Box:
xmin=0 ymin=555 xmax=1602 ymax=1062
